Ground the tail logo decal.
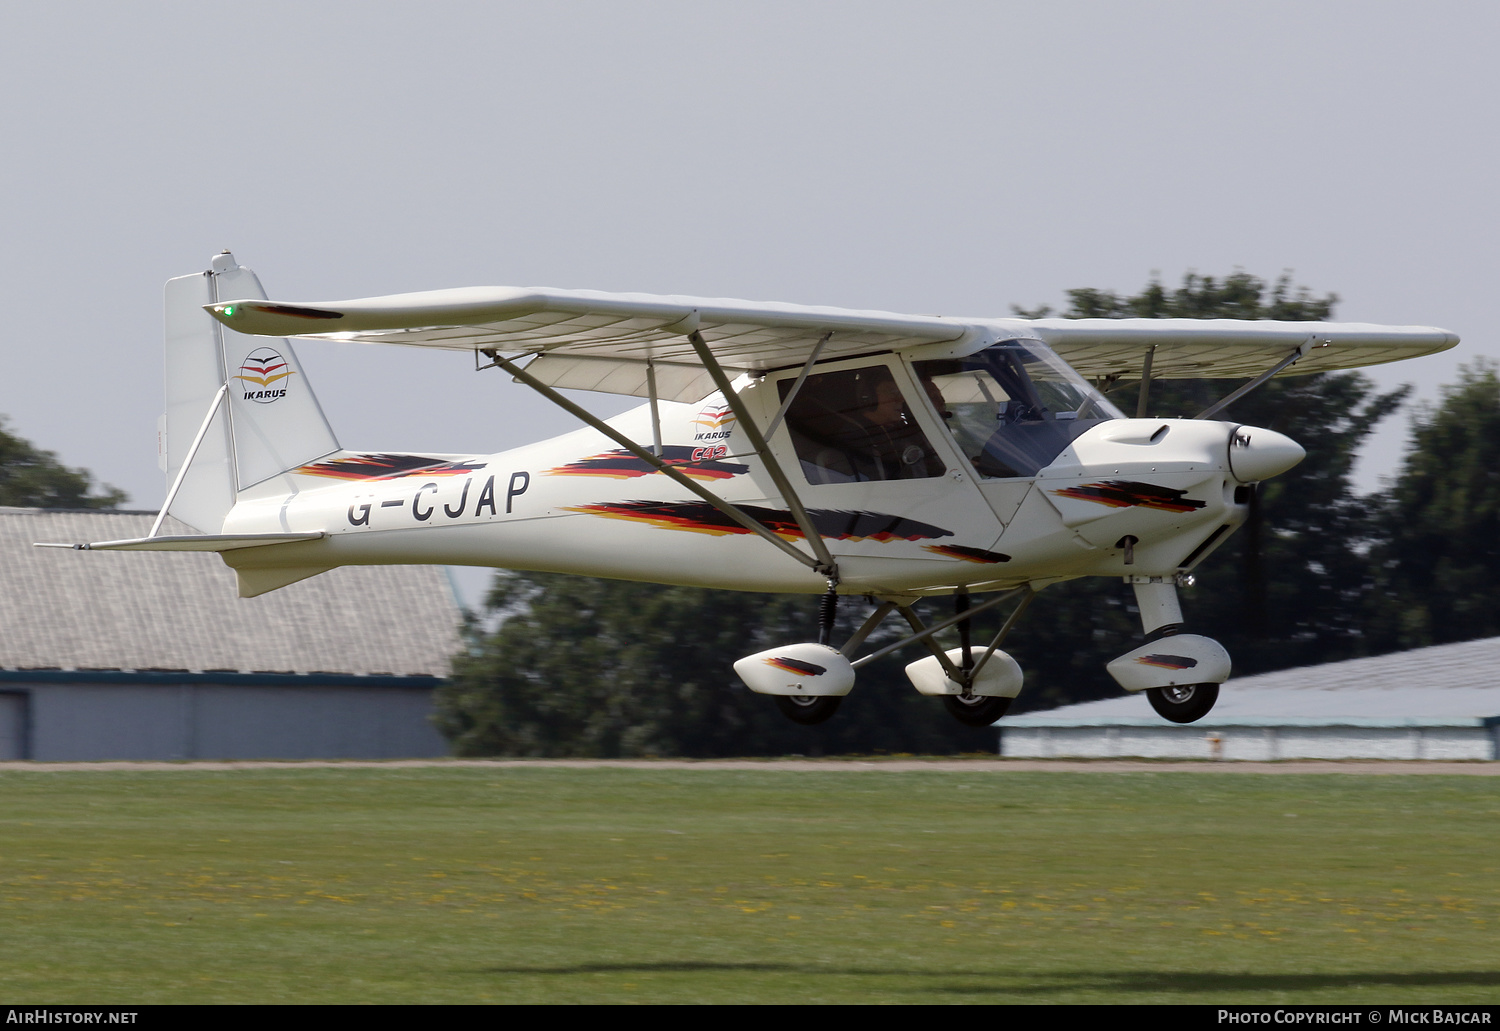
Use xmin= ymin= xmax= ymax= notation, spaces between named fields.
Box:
xmin=235 ymin=347 xmax=294 ymax=404
xmin=692 ymin=402 xmax=736 ymax=441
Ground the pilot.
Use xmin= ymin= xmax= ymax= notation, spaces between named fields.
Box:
xmin=919 ymin=375 xmax=952 ymax=420
xmin=852 ymin=379 xmax=944 ymax=480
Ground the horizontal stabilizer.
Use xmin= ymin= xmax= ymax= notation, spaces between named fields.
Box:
xmin=35 ymin=532 xmax=327 ymax=553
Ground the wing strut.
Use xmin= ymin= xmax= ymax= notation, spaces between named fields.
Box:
xmin=1194 ymin=337 xmax=1325 ymax=420
xmin=1136 ymin=345 xmax=1156 ymax=418
xmin=685 ymin=330 xmax=839 ymax=580
xmin=646 ymin=359 xmax=663 ymax=456
xmin=485 ymin=349 xmax=832 ymax=577
xmin=765 ymin=331 xmax=832 ymax=440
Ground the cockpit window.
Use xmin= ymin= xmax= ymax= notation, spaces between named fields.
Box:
xmin=914 ymin=339 xmax=1123 ymax=479
xmin=778 ymin=365 xmax=946 ymax=484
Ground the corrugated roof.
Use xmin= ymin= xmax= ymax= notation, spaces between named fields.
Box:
xmin=2 ymin=508 xmax=462 ymax=677
xmin=1012 ymin=636 xmax=1500 ymax=724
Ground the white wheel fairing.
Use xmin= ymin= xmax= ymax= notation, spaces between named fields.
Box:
xmin=733 ymin=643 xmax=855 ymax=697
xmin=904 ymin=647 xmax=1023 ymax=697
xmin=1105 ymin=634 xmax=1230 ymax=692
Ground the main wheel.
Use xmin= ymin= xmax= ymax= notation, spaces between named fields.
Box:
xmin=942 ymin=693 xmax=1012 ymax=727
xmin=1146 ymin=683 xmax=1219 ymax=724
xmin=774 ymin=694 xmax=843 ymax=725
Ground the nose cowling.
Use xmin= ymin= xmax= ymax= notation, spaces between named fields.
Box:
xmin=1228 ymin=425 xmax=1305 ymax=483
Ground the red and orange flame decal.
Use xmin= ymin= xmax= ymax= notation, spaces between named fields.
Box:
xmin=1050 ymin=480 xmax=1206 ymax=513
xmin=564 ymin=501 xmax=953 ymax=543
xmin=763 ymin=656 xmax=827 ymax=677
xmin=1135 ymin=653 xmax=1199 ymax=670
xmin=922 ymin=544 xmax=1012 ymax=564
xmin=546 ymin=447 xmax=748 ymax=481
xmin=294 ymin=453 xmax=487 ymax=481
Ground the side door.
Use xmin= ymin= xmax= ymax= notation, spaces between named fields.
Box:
xmin=908 ymin=355 xmax=1039 ymax=527
xmin=765 ymin=357 xmax=1006 ymax=587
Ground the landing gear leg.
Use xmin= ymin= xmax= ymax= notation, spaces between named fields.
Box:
xmin=764 ymin=579 xmax=846 ymax=726
xmin=944 ymin=589 xmax=1004 ymax=725
xmin=817 ymin=581 xmax=838 ymax=646
xmin=1105 ymin=578 xmax=1228 ymax=724
xmin=892 ymin=589 xmax=1035 ymax=728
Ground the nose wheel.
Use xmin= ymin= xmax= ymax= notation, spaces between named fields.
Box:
xmin=1146 ymin=683 xmax=1219 ymax=724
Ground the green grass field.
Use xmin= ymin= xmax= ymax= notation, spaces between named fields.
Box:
xmin=0 ymin=765 xmax=1496 ymax=1004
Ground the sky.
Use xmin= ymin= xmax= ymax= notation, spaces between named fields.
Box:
xmin=2 ymin=1 xmax=1495 ymax=602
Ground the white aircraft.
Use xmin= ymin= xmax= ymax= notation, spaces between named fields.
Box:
xmin=43 ymin=253 xmax=1457 ymax=728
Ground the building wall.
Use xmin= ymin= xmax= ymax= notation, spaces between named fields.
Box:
xmin=1 ymin=673 xmax=449 ymax=760
xmin=1000 ymin=724 xmax=1496 ymax=761
xmin=0 ymin=692 xmax=26 ymax=760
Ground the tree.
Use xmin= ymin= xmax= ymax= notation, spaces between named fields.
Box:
xmin=0 ymin=417 xmax=125 ymax=509
xmin=1013 ymin=269 xmax=1340 ymax=323
xmin=1368 ymin=362 xmax=1500 ymax=650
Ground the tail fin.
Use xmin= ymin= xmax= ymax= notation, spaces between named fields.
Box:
xmin=160 ymin=252 xmax=339 ymax=533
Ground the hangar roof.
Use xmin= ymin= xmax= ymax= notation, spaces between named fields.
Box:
xmin=1 ymin=508 xmax=462 ymax=678
xmin=1011 ymin=636 xmax=1500 ymax=726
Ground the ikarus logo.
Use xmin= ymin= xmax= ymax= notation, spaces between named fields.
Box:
xmin=235 ymin=347 xmax=294 ymax=404
xmin=692 ymin=400 xmax=736 ymax=442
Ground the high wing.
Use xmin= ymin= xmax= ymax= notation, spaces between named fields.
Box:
xmin=206 ymin=286 xmax=1458 ymax=400
xmin=209 ymin=287 xmax=975 ymax=402
xmin=1028 ymin=318 xmax=1459 ymax=381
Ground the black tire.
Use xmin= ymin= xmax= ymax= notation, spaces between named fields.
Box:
xmin=1146 ymin=683 xmax=1219 ymax=724
xmin=942 ymin=693 xmax=1012 ymax=727
xmin=774 ymin=694 xmax=843 ymax=725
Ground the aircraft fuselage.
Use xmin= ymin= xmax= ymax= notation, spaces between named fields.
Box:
xmin=220 ymin=365 xmax=1289 ymax=599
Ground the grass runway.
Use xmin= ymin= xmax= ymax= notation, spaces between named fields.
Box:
xmin=0 ymin=764 xmax=1496 ymax=1004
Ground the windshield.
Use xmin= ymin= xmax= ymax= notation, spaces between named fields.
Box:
xmin=913 ymin=339 xmax=1123 ymax=479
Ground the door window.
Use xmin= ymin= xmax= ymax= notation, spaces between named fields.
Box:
xmin=777 ymin=365 xmax=946 ymax=484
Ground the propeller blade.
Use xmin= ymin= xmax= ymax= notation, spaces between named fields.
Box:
xmin=1243 ymin=482 xmax=1268 ymax=638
